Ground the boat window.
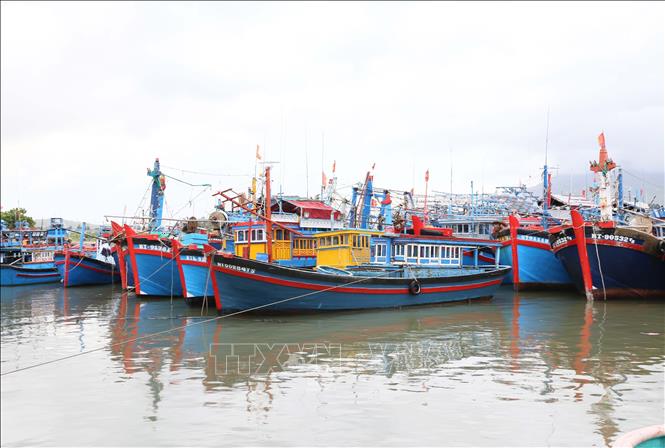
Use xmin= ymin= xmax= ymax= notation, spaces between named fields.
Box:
xmin=332 ymin=236 xmax=339 ymax=245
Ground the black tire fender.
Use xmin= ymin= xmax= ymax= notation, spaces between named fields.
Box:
xmin=408 ymin=279 xmax=421 ymax=295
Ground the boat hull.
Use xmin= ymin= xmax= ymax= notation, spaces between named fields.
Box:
xmin=499 ymin=231 xmax=572 ymax=288
xmin=176 ymin=249 xmax=213 ymax=303
xmin=54 ymin=253 xmax=120 ymax=287
xmin=550 ymin=225 xmax=665 ymax=299
xmin=209 ymin=255 xmax=509 ymax=313
xmin=0 ymin=264 xmax=61 ymax=286
xmin=127 ymin=236 xmax=182 ymax=297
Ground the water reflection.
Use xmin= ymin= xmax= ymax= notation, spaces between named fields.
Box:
xmin=1 ymin=285 xmax=663 ymax=446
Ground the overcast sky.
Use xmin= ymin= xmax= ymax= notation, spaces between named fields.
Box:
xmin=2 ymin=1 xmax=663 ymax=224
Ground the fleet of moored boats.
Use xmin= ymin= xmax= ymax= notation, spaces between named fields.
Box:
xmin=2 ymin=134 xmax=664 ymax=308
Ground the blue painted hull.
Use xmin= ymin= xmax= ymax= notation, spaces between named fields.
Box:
xmin=554 ymin=243 xmax=665 ymax=298
xmin=181 ymin=260 xmax=213 ymax=299
xmin=210 ymin=255 xmax=509 ymax=313
xmin=54 ymin=253 xmax=120 ymax=287
xmin=550 ymin=226 xmax=665 ymax=298
xmin=0 ymin=264 xmax=61 ymax=286
xmin=499 ymin=243 xmax=572 ymax=287
xmin=124 ymin=253 xmax=135 ymax=288
xmin=133 ymin=252 xmax=182 ymax=297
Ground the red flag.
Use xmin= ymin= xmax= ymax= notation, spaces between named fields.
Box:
xmin=425 ymin=169 xmax=429 ymax=182
xmin=322 ymin=171 xmax=327 ymax=187
xmin=598 ymin=132 xmax=606 ymax=150
xmin=255 ymin=144 xmax=261 ymax=160
xmin=332 ymin=160 xmax=336 ymax=173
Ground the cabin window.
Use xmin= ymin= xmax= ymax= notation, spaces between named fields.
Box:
xmin=236 ymin=230 xmax=247 ymax=242
xmin=250 ymin=229 xmax=265 ymax=241
xmin=332 ymin=236 xmax=339 ymax=245
xmin=276 ymin=229 xmax=283 ymax=240
xmin=394 ymin=245 xmax=404 ymax=257
xmin=376 ymin=244 xmax=386 ymax=257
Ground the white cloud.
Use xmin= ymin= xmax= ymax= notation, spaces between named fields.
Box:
xmin=2 ymin=1 xmax=663 ymax=222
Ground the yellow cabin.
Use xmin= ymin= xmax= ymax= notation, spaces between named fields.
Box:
xmin=233 ymin=226 xmax=293 ymax=261
xmin=315 ymin=229 xmax=382 ymax=268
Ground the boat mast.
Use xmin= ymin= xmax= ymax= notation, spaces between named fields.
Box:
xmin=147 ymin=158 xmax=165 ymax=233
xmin=265 ymin=166 xmax=273 ymax=262
xmin=542 ymin=108 xmax=550 ymax=229
xmin=590 ymin=132 xmax=616 ymax=222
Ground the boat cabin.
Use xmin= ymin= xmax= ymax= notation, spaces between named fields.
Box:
xmin=315 ymin=229 xmax=383 ymax=268
xmin=370 ymin=234 xmax=503 ymax=268
xmin=232 ymin=221 xmax=318 ymax=267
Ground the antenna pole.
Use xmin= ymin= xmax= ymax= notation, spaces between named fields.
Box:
xmin=305 ymin=127 xmax=309 ymax=198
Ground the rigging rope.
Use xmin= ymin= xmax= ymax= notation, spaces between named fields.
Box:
xmin=0 ymin=265 xmax=406 ymax=377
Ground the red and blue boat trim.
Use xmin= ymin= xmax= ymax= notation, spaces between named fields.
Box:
xmin=124 ymin=225 xmax=182 ymax=297
xmin=54 ymin=250 xmax=120 ymax=287
xmin=173 ymin=241 xmax=214 ymax=304
xmin=0 ymin=263 xmax=61 ymax=286
xmin=208 ymin=253 xmax=510 ymax=313
xmin=549 ymin=214 xmax=665 ymax=299
xmin=497 ymin=227 xmax=572 ymax=289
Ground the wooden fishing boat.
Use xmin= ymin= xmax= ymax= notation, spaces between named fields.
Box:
xmin=548 ymin=136 xmax=665 ymax=299
xmin=549 ymin=211 xmax=665 ymax=299
xmin=495 ymin=215 xmax=572 ymax=290
xmin=0 ymin=218 xmax=67 ymax=286
xmin=0 ymin=263 xmax=61 ymax=286
xmin=207 ymin=251 xmax=509 ymax=313
xmin=54 ymin=248 xmax=120 ymax=287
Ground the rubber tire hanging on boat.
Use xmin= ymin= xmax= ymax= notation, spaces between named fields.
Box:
xmin=408 ymin=279 xmax=421 ymax=295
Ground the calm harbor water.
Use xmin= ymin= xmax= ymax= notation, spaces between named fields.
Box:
xmin=1 ymin=285 xmax=663 ymax=446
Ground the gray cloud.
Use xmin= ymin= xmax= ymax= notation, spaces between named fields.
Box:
xmin=1 ymin=2 xmax=663 ymax=223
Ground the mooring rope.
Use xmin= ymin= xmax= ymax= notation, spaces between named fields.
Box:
xmin=0 ymin=266 xmax=407 ymax=377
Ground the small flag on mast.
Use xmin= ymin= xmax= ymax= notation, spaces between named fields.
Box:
xmin=322 ymin=172 xmax=327 ymax=187
xmin=332 ymin=160 xmax=336 ymax=173
xmin=598 ymin=132 xmax=606 ymax=150
xmin=256 ymin=144 xmax=261 ymax=160
xmin=425 ymin=169 xmax=430 ymax=182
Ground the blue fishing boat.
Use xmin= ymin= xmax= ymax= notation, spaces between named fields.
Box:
xmin=494 ymin=216 xmax=572 ymax=290
xmin=0 ymin=218 xmax=66 ymax=286
xmin=207 ymin=223 xmax=510 ymax=313
xmin=208 ymin=251 xmax=509 ymax=313
xmin=114 ymin=159 xmax=185 ymax=297
xmin=55 ymin=250 xmax=120 ymax=287
xmin=53 ymin=222 xmax=120 ymax=287
xmin=173 ymin=227 xmax=221 ymax=305
xmin=124 ymin=225 xmax=182 ymax=297
xmin=549 ymin=213 xmax=665 ymax=299
xmin=548 ymin=135 xmax=665 ymax=299
xmin=0 ymin=262 xmax=61 ymax=286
